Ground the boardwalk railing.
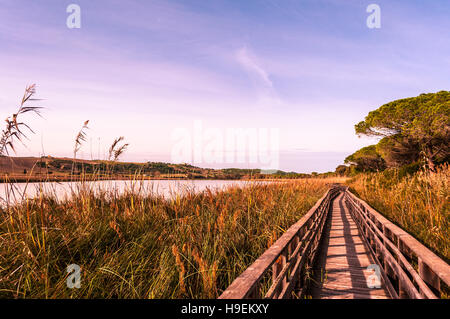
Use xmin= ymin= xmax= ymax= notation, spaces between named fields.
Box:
xmin=219 ymin=185 xmax=343 ymax=299
xmin=344 ymin=189 xmax=450 ymax=299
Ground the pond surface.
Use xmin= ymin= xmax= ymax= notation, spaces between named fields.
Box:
xmin=0 ymin=179 xmax=263 ymax=205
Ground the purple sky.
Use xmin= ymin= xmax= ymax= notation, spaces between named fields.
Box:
xmin=1 ymin=0 xmax=449 ymax=172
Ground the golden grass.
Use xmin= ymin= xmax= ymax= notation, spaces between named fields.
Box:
xmin=347 ymin=164 xmax=449 ymax=261
xmin=0 ymin=177 xmax=336 ymax=298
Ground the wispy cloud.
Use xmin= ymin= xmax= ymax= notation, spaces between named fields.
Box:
xmin=235 ymin=46 xmax=281 ymax=106
xmin=1 ymin=0 xmax=449 ymax=172
xmin=236 ymin=46 xmax=273 ymax=88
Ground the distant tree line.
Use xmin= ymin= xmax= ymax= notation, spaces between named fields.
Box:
xmin=34 ymin=158 xmax=319 ymax=179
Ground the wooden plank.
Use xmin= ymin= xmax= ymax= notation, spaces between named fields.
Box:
xmin=311 ymin=193 xmax=390 ymax=299
xmin=346 ymin=192 xmax=438 ymax=299
xmin=220 ymin=186 xmax=449 ymax=300
xmin=345 ymin=190 xmax=450 ymax=290
xmin=319 ymin=283 xmax=389 ymax=296
xmin=219 ymin=187 xmax=340 ymax=299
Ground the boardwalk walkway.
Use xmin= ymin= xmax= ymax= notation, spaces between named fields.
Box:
xmin=219 ymin=186 xmax=450 ymax=300
xmin=311 ymin=193 xmax=389 ymax=299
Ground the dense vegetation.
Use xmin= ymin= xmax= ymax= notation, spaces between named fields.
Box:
xmin=1 ymin=156 xmax=322 ymax=182
xmin=347 ymin=164 xmax=449 ymax=261
xmin=0 ymin=178 xmax=338 ymax=298
xmin=340 ymin=91 xmax=449 ymax=174
xmin=339 ymin=91 xmax=450 ymax=265
xmin=1 ymin=85 xmax=448 ymax=299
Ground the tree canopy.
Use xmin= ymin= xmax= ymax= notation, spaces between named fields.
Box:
xmin=344 ymin=145 xmax=386 ymax=172
xmin=354 ymin=91 xmax=450 ymax=169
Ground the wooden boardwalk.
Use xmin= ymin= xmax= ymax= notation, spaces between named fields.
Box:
xmin=220 ymin=186 xmax=450 ymax=300
xmin=311 ymin=193 xmax=389 ymax=299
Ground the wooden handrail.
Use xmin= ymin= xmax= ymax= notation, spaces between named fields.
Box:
xmin=344 ymin=189 xmax=450 ymax=299
xmin=219 ymin=186 xmax=343 ymax=299
xmin=219 ymin=186 xmax=450 ymax=299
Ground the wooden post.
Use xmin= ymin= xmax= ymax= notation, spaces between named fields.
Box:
xmin=272 ymin=261 xmax=280 ymax=298
xmin=282 ymin=250 xmax=288 ymax=290
xmin=418 ymin=258 xmax=440 ymax=297
xmin=398 ymin=280 xmax=409 ymax=299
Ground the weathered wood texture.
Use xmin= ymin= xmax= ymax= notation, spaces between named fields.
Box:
xmin=219 ymin=186 xmax=450 ymax=299
xmin=311 ymin=193 xmax=390 ymax=299
xmin=219 ymin=186 xmax=343 ymax=299
xmin=345 ymin=190 xmax=450 ymax=299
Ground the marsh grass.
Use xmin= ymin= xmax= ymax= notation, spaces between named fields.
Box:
xmin=2 ymin=85 xmax=447 ymax=299
xmin=347 ymin=164 xmax=449 ymax=261
xmin=0 ymin=84 xmax=42 ymax=156
xmin=0 ymin=177 xmax=339 ymax=298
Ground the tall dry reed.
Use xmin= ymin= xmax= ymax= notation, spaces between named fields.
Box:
xmin=347 ymin=164 xmax=449 ymax=261
xmin=0 ymin=178 xmax=334 ymax=298
xmin=0 ymin=84 xmax=42 ymax=156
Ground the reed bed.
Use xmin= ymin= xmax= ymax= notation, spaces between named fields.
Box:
xmin=0 ymin=177 xmax=338 ymax=298
xmin=347 ymin=164 xmax=449 ymax=261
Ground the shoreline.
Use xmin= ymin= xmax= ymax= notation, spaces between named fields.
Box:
xmin=0 ymin=175 xmax=291 ymax=184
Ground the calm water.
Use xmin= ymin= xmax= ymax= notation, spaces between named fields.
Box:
xmin=0 ymin=179 xmax=261 ymax=205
